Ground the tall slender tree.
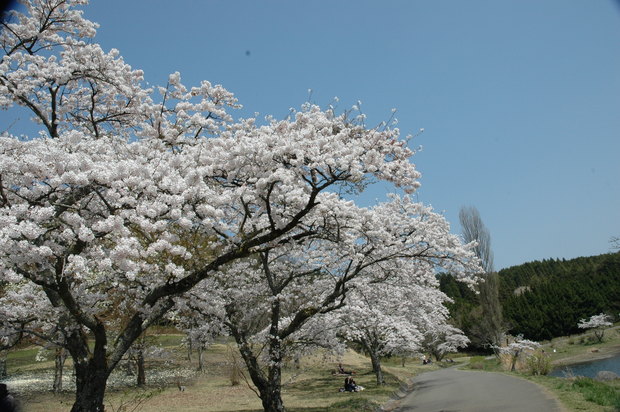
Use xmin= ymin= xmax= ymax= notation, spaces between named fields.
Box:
xmin=611 ymin=236 xmax=620 ymax=251
xmin=459 ymin=206 xmax=505 ymax=350
xmin=459 ymin=206 xmax=494 ymax=273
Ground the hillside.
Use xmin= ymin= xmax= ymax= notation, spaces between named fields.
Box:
xmin=439 ymin=252 xmax=620 ymax=342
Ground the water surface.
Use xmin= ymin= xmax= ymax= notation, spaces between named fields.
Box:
xmin=550 ymin=354 xmax=620 ymax=378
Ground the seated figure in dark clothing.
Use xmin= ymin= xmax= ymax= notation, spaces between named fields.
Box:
xmin=344 ymin=376 xmax=358 ymax=392
xmin=337 ymin=363 xmax=353 ymax=375
xmin=0 ymin=383 xmax=19 ymax=412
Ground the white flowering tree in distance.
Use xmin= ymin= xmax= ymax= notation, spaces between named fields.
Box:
xmin=499 ymin=336 xmax=540 ymax=372
xmin=169 ymin=283 xmax=226 ymax=373
xmin=578 ymin=313 xmax=613 ymax=343
xmin=336 ymin=278 xmax=427 ymax=385
xmin=421 ymin=322 xmax=470 ymax=362
xmin=209 ymin=196 xmax=479 ymax=406
xmin=0 ymin=1 xmax=480 ymax=411
xmin=412 ymin=287 xmax=470 ymax=362
xmin=339 ymin=274 xmax=471 ymax=384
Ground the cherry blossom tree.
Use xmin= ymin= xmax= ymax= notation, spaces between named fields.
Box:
xmin=0 ymin=2 xmax=427 ymax=411
xmin=337 ymin=267 xmax=471 ymax=384
xmin=337 ymin=278 xmax=427 ymax=385
xmin=170 ymin=291 xmax=225 ymax=373
xmin=498 ymin=336 xmax=540 ymax=371
xmin=213 ymin=195 xmax=479 ymax=406
xmin=578 ymin=313 xmax=613 ymax=343
xmin=422 ymin=324 xmax=469 ymax=361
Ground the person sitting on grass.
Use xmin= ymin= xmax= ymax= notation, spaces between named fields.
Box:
xmin=344 ymin=376 xmax=364 ymax=392
xmin=337 ymin=363 xmax=354 ymax=375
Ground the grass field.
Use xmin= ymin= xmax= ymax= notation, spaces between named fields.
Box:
xmin=3 ymin=326 xmax=619 ymax=411
xmin=3 ymin=336 xmax=444 ymax=412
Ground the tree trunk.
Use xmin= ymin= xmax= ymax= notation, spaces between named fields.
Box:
xmin=369 ymin=348 xmax=384 ymax=385
xmin=262 ymin=293 xmax=286 ymax=411
xmin=260 ymin=384 xmax=285 ymax=412
xmin=226 ymin=298 xmax=287 ymax=412
xmin=71 ymin=359 xmax=110 ymax=412
xmin=255 ymin=354 xmax=285 ymax=412
xmin=197 ymin=346 xmax=205 ymax=373
xmin=136 ymin=347 xmax=146 ymax=387
xmin=510 ymin=350 xmax=519 ymax=372
xmin=0 ymin=352 xmax=7 ymax=378
xmin=64 ymin=322 xmax=111 ymax=412
xmin=187 ymin=339 xmax=193 ymax=362
xmin=594 ymin=329 xmax=605 ymax=343
xmin=261 ymin=335 xmax=285 ymax=412
xmin=235 ymin=339 xmax=286 ymax=412
xmin=53 ymin=347 xmax=67 ymax=393
xmin=479 ymin=272 xmax=504 ymax=348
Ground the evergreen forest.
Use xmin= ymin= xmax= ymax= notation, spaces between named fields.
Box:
xmin=439 ymin=252 xmax=620 ymax=344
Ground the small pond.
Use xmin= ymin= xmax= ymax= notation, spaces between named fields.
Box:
xmin=550 ymin=354 xmax=620 ymax=378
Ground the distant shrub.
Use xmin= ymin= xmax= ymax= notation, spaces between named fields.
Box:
xmin=226 ymin=345 xmax=241 ymax=386
xmin=526 ymin=351 xmax=551 ymax=375
xmin=229 ymin=362 xmax=241 ymax=386
xmin=567 ymin=338 xmax=575 ymax=345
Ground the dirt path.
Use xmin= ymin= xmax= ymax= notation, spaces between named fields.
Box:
xmin=393 ymin=367 xmax=564 ymax=412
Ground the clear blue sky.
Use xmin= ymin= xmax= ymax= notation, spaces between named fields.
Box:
xmin=7 ymin=1 xmax=620 ymax=269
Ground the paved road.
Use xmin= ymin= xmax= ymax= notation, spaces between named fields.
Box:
xmin=394 ymin=367 xmax=564 ymax=412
